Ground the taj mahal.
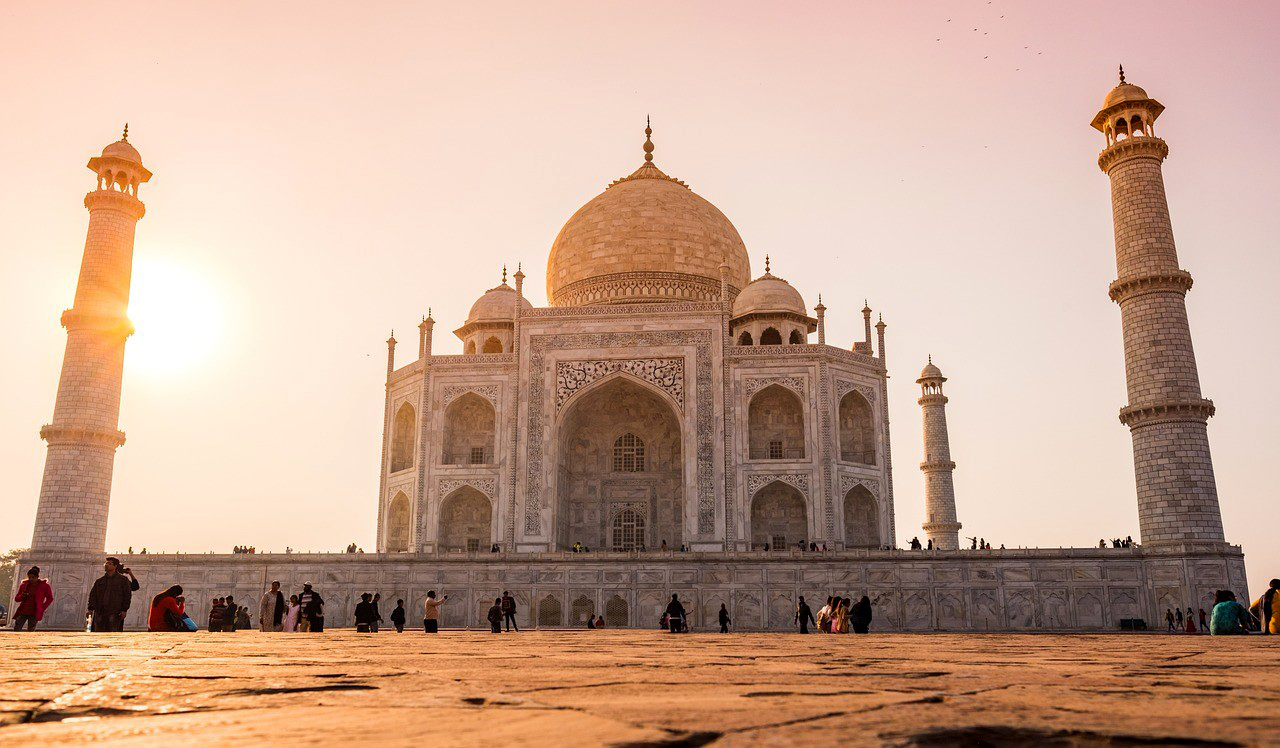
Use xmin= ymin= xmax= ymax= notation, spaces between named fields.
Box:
xmin=16 ymin=70 xmax=1249 ymax=630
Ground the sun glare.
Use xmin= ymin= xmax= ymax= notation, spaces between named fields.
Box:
xmin=126 ymin=259 xmax=223 ymax=375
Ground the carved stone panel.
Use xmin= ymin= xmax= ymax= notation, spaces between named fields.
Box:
xmin=556 ymin=358 xmax=685 ymax=412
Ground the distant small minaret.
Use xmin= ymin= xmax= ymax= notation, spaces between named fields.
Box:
xmin=32 ymin=127 xmax=152 ymax=552
xmin=918 ymin=357 xmax=961 ymax=549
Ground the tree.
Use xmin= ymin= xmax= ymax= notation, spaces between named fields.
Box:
xmin=0 ymin=548 xmax=29 ymax=603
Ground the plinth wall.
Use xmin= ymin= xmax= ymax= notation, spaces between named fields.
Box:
xmin=13 ymin=545 xmax=1246 ymax=631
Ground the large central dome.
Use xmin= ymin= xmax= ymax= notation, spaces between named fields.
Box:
xmin=546 ymin=128 xmax=751 ymax=306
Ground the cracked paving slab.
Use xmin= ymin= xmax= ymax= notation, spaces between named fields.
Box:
xmin=0 ymin=632 xmax=1275 ymax=746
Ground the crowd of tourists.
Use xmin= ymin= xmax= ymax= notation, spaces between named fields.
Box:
xmin=1100 ymin=537 xmax=1136 ymax=548
xmin=13 ymin=558 xmax=1280 ymax=637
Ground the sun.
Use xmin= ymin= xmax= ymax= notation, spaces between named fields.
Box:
xmin=126 ymin=259 xmax=224 ymax=375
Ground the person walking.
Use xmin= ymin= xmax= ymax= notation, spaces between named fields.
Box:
xmin=87 ymin=557 xmax=139 ymax=632
xmin=12 ymin=566 xmax=53 ymax=631
xmin=260 ymin=581 xmax=286 ymax=632
xmin=147 ymin=585 xmax=186 ymax=632
xmin=423 ymin=590 xmax=447 ymax=633
xmin=816 ymin=597 xmax=833 ymax=633
xmin=665 ymin=594 xmax=686 ymax=633
xmin=1185 ymin=607 xmax=1197 ymax=633
xmin=487 ymin=598 xmax=503 ymax=633
xmin=1210 ymin=590 xmax=1253 ymax=635
xmin=1175 ymin=608 xmax=1184 ymax=630
xmin=501 ymin=591 xmax=519 ymax=632
xmin=371 ymin=593 xmax=383 ymax=633
xmin=298 ymin=583 xmax=325 ymax=633
xmin=390 ymin=599 xmax=406 ymax=633
xmin=718 ymin=603 xmax=731 ymax=633
xmin=1250 ymin=579 xmax=1280 ymax=635
xmin=1198 ymin=608 xmax=1209 ymax=634
xmin=851 ymin=595 xmax=874 ymax=634
xmin=284 ymin=595 xmax=301 ymax=632
xmin=795 ymin=596 xmax=815 ymax=634
xmin=355 ymin=593 xmax=377 ymax=633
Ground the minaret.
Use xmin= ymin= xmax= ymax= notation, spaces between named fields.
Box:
xmin=32 ymin=127 xmax=152 ymax=552
xmin=918 ymin=357 xmax=961 ymax=549
xmin=1093 ymin=67 xmax=1224 ymax=544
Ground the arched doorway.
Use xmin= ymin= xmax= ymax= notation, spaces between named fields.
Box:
xmin=843 ymin=484 xmax=880 ymax=548
xmin=557 ymin=376 xmax=683 ymax=551
xmin=438 ymin=486 xmax=492 ymax=552
xmin=390 ymin=403 xmax=416 ymax=472
xmin=538 ymin=595 xmax=562 ymax=627
xmin=605 ymin=595 xmax=629 ymax=627
xmin=571 ymin=595 xmax=595 ymax=626
xmin=385 ymin=492 xmax=410 ymax=552
xmin=750 ymin=481 xmax=807 ymax=550
xmin=838 ymin=391 xmax=875 ymax=464
xmin=442 ymin=393 xmax=495 ymax=465
xmin=748 ymin=384 xmax=805 ymax=460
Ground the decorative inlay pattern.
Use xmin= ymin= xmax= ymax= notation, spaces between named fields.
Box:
xmin=556 ymin=358 xmax=685 ymax=412
xmin=442 ymin=384 xmax=500 ymax=406
xmin=839 ymin=474 xmax=881 ymax=498
xmin=430 ymin=354 xmax=516 ymax=366
xmin=526 ymin=331 xmax=715 ymax=535
xmin=525 ymin=301 xmax=726 ymax=318
xmin=743 ymin=376 xmax=805 ymax=400
xmin=439 ymin=478 xmax=497 ymax=500
xmin=730 ymin=345 xmax=882 ymax=369
xmin=835 ymin=379 xmax=878 ymax=404
xmin=746 ymin=473 xmax=810 ymax=497
xmin=819 ymin=362 xmax=834 ymax=538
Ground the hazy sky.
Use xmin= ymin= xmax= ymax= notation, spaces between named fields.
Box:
xmin=2 ymin=2 xmax=1276 ymax=599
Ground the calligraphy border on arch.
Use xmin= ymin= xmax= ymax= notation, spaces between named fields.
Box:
xmin=835 ymin=379 xmax=878 ymax=404
xmin=555 ymin=358 xmax=684 ymax=412
xmin=745 ymin=472 xmax=810 ymax=498
xmin=438 ymin=478 xmax=497 ymax=500
xmin=526 ymin=330 xmax=714 ymax=535
xmin=441 ymin=384 xmax=500 ymax=407
xmin=743 ymin=376 xmax=806 ymax=400
xmin=839 ymin=474 xmax=880 ymax=498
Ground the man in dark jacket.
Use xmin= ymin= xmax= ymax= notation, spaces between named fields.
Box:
xmin=665 ymin=594 xmax=686 ymax=633
xmin=390 ymin=599 xmax=406 ymax=633
xmin=354 ymin=593 xmax=376 ymax=633
xmin=795 ymin=596 xmax=816 ymax=634
xmin=87 ymin=557 xmax=139 ymax=632
xmin=298 ymin=583 xmax=324 ymax=632
xmin=501 ymin=591 xmax=519 ymax=632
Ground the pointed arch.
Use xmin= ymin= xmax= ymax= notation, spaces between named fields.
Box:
xmin=760 ymin=327 xmax=782 ymax=345
xmin=610 ymin=507 xmax=646 ymax=551
xmin=538 ymin=595 xmax=562 ymax=627
xmin=788 ymin=329 xmax=804 ymax=345
xmin=464 ymin=340 xmax=477 ymax=355
xmin=605 ymin=595 xmax=629 ymax=627
xmin=613 ymin=432 xmax=645 ymax=472
xmin=750 ymin=480 xmax=807 ymax=550
xmin=443 ymin=392 xmax=495 ymax=465
xmin=390 ymin=402 xmax=416 ymax=472
xmin=571 ymin=595 xmax=595 ymax=626
xmin=838 ymin=390 xmax=875 ymax=465
xmin=438 ymin=486 xmax=492 ymax=552
xmin=385 ymin=491 xmax=411 ymax=552
xmin=748 ymin=384 xmax=805 ymax=460
xmin=843 ymin=484 xmax=880 ymax=548
xmin=482 ymin=336 xmax=503 ymax=354
xmin=738 ymin=330 xmax=754 ymax=346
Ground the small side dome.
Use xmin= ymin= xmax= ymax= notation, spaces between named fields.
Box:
xmin=102 ymin=139 xmax=143 ymax=164
xmin=467 ymin=283 xmax=532 ymax=324
xmin=917 ymin=360 xmax=945 ymax=383
xmin=1102 ymin=82 xmax=1150 ymax=109
xmin=732 ymin=271 xmax=807 ymax=318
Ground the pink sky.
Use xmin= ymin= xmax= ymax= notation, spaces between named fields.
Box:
xmin=2 ymin=2 xmax=1277 ymax=599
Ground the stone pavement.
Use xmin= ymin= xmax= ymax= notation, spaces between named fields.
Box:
xmin=0 ymin=631 xmax=1276 ymax=746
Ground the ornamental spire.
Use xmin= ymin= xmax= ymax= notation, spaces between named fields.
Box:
xmin=1118 ymin=64 xmax=1125 ymax=84
xmin=502 ymin=264 xmax=507 ymax=284
xmin=122 ymin=122 xmax=129 ymax=142
xmin=765 ymin=254 xmax=771 ymax=273
xmin=643 ymin=115 xmax=654 ymax=163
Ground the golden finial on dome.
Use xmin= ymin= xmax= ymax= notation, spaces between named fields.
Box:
xmin=765 ymin=254 xmax=771 ymax=273
xmin=1118 ymin=64 xmax=1125 ymax=84
xmin=502 ymin=264 xmax=507 ymax=284
xmin=643 ymin=115 xmax=654 ymax=163
xmin=122 ymin=123 xmax=129 ymax=142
